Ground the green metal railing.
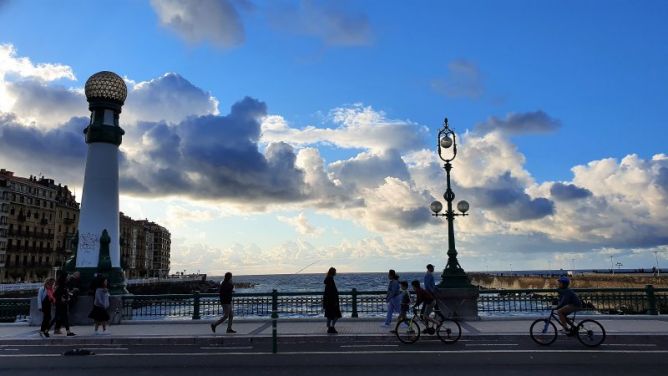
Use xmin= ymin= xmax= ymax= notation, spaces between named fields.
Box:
xmin=478 ymin=286 xmax=668 ymax=314
xmin=1 ymin=286 xmax=667 ymax=322
xmin=0 ymin=298 xmax=31 ymax=322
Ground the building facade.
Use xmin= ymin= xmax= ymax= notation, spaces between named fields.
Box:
xmin=0 ymin=169 xmax=78 ymax=283
xmin=119 ymin=214 xmax=171 ymax=279
xmin=0 ymin=169 xmax=171 ymax=283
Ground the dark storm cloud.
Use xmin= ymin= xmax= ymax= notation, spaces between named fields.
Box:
xmin=476 ymin=111 xmax=561 ymax=135
xmin=328 ymin=149 xmax=410 ymax=190
xmin=0 ymin=113 xmax=86 ymax=169
xmin=120 ymin=97 xmax=307 ymax=203
xmin=393 ymin=207 xmax=432 ymax=229
xmin=468 ymin=172 xmax=555 ymax=221
xmin=7 ymin=80 xmax=84 ymax=124
xmin=550 ymin=183 xmax=592 ymax=201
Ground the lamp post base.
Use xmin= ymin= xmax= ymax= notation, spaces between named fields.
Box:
xmin=434 ymin=286 xmax=480 ymax=321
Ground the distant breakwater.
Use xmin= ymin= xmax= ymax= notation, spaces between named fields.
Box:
xmin=469 ymin=272 xmax=668 ymax=289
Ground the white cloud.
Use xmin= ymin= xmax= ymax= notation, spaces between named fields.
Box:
xmin=0 ymin=44 xmax=76 ymax=82
xmin=261 ymin=104 xmax=428 ymax=152
xmin=277 ymin=212 xmax=323 ymax=236
xmin=123 ymin=73 xmax=219 ymax=125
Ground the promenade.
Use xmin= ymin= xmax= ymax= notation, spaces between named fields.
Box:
xmin=2 ymin=315 xmax=667 ymax=345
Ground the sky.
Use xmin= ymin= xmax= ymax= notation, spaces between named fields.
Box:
xmin=0 ymin=0 xmax=667 ymax=275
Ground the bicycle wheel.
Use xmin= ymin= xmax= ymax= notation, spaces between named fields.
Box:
xmin=530 ymin=319 xmax=557 ymax=346
xmin=436 ymin=319 xmax=462 ymax=343
xmin=576 ymin=319 xmax=606 ymax=347
xmin=395 ymin=318 xmax=421 ymax=344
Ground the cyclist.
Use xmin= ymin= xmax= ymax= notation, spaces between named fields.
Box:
xmin=555 ymin=276 xmax=582 ymax=334
xmin=411 ymin=280 xmax=440 ymax=332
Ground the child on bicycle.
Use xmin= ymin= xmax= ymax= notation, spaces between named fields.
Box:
xmin=555 ymin=276 xmax=582 ymax=334
xmin=411 ymin=280 xmax=440 ymax=332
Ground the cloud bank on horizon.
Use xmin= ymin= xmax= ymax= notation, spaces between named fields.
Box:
xmin=1 ymin=40 xmax=667 ymax=275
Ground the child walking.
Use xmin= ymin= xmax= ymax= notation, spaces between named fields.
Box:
xmin=88 ymin=278 xmax=111 ymax=334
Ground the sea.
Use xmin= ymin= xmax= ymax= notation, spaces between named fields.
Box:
xmin=208 ymin=269 xmax=647 ymax=293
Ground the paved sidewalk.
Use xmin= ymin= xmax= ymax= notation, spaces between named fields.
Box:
xmin=1 ymin=316 xmax=667 ymax=345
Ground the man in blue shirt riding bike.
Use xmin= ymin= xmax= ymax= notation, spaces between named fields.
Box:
xmin=555 ymin=276 xmax=582 ymax=334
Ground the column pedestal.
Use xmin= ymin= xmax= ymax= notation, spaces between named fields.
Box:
xmin=434 ymin=287 xmax=480 ymax=321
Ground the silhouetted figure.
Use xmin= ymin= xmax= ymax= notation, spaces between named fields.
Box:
xmin=51 ymin=273 xmax=76 ymax=336
xmin=323 ymin=267 xmax=342 ymax=334
xmin=211 ymin=272 xmax=235 ymax=334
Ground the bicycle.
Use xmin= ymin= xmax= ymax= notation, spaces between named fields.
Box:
xmin=529 ymin=308 xmax=606 ymax=347
xmin=394 ymin=305 xmax=461 ymax=344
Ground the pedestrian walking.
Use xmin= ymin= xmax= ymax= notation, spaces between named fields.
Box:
xmin=323 ymin=267 xmax=342 ymax=334
xmin=66 ymin=271 xmax=81 ymax=307
xmin=424 ymin=264 xmax=436 ymax=294
xmin=382 ymin=269 xmax=401 ymax=327
xmin=88 ymin=278 xmax=111 ymax=334
xmin=211 ymin=272 xmax=236 ymax=334
xmin=52 ymin=273 xmax=76 ymax=336
xmin=37 ymin=278 xmax=55 ymax=337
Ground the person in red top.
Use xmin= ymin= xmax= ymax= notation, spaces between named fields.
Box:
xmin=37 ymin=278 xmax=56 ymax=337
xmin=411 ymin=280 xmax=440 ymax=332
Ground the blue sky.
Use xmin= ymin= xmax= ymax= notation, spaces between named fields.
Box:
xmin=1 ymin=0 xmax=667 ymax=275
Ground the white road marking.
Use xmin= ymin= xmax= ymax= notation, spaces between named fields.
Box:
xmin=83 ymin=347 xmax=128 ymax=351
xmin=340 ymin=345 xmax=399 ymax=348
xmin=465 ymin=343 xmax=519 ymax=346
xmin=199 ymin=346 xmax=253 ymax=350
xmin=602 ymin=344 xmax=657 ymax=347
xmin=0 ymin=348 xmax=19 ymax=351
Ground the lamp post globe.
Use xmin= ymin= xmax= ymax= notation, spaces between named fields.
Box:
xmin=457 ymin=200 xmax=470 ymax=214
xmin=440 ymin=136 xmax=453 ymax=149
xmin=430 ymin=200 xmax=443 ymax=214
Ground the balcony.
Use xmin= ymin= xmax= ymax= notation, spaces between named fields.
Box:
xmin=63 ymin=218 xmax=75 ymax=225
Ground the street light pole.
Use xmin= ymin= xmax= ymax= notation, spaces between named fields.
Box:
xmin=430 ymin=118 xmax=472 ymax=288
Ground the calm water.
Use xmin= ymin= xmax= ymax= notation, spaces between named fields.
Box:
xmin=210 ymin=269 xmax=601 ymax=293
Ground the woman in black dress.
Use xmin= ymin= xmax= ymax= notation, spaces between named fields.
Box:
xmin=323 ymin=267 xmax=342 ymax=334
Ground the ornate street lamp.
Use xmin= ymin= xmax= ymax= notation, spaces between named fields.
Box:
xmin=430 ymin=118 xmax=473 ymax=288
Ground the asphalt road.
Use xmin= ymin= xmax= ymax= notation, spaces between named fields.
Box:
xmin=2 ymin=335 xmax=668 ymax=376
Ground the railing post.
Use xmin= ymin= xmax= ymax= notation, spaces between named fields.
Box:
xmin=192 ymin=291 xmax=201 ymax=320
xmin=271 ymin=289 xmax=278 ymax=354
xmin=645 ymin=284 xmax=658 ymax=315
xmin=351 ymin=288 xmax=358 ymax=318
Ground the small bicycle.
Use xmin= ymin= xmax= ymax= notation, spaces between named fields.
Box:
xmin=529 ymin=308 xmax=606 ymax=347
xmin=394 ymin=305 xmax=461 ymax=344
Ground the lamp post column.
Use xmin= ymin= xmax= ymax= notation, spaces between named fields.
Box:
xmin=429 ymin=117 xmax=478 ymax=319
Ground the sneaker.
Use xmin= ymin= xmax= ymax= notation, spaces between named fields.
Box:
xmin=226 ymin=329 xmax=236 ymax=334
xmin=66 ymin=332 xmax=76 ymax=337
xmin=210 ymin=324 xmax=216 ymax=333
xmin=42 ymin=331 xmax=50 ymax=338
xmin=327 ymin=327 xmax=338 ymax=334
xmin=38 ymin=331 xmax=44 ymax=338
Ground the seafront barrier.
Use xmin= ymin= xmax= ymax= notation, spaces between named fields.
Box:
xmin=2 ymin=285 xmax=667 ymax=324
